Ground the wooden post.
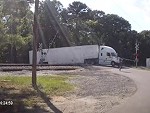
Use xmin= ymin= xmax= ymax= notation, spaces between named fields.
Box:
xmin=32 ymin=0 xmax=39 ymax=87
xmin=135 ymin=40 xmax=139 ymax=68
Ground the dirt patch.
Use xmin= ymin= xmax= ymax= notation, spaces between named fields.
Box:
xmin=51 ymin=95 xmax=123 ymax=113
xmin=47 ymin=66 xmax=137 ymax=113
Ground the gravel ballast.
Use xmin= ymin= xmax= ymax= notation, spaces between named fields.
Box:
xmin=69 ymin=68 xmax=136 ymax=98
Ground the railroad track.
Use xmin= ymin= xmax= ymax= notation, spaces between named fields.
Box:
xmin=0 ymin=64 xmax=80 ymax=71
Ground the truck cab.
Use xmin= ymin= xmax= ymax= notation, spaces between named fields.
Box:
xmin=99 ymin=46 xmax=120 ymax=66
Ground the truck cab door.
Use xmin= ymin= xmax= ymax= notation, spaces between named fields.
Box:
xmin=105 ymin=52 xmax=112 ymax=65
xmin=99 ymin=52 xmax=105 ymax=65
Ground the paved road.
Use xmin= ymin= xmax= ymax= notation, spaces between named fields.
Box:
xmin=105 ymin=67 xmax=150 ymax=113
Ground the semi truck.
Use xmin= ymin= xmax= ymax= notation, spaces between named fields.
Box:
xmin=29 ymin=45 xmax=120 ymax=66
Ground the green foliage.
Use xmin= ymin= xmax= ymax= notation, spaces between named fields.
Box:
xmin=139 ymin=30 xmax=150 ymax=65
xmin=38 ymin=0 xmax=72 ymax=48
xmin=0 ymin=0 xmax=33 ymax=63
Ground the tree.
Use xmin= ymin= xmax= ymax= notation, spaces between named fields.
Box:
xmin=0 ymin=0 xmax=33 ymax=63
xmin=66 ymin=1 xmax=92 ymax=45
xmin=90 ymin=14 xmax=131 ymax=55
xmin=138 ymin=30 xmax=150 ymax=65
xmin=38 ymin=0 xmax=71 ymax=48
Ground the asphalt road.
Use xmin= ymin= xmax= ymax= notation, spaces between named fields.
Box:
xmin=105 ymin=67 xmax=150 ymax=113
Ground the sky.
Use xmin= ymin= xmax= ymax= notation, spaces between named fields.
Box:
xmin=37 ymin=0 xmax=150 ymax=32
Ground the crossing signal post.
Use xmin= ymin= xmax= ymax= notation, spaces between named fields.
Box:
xmin=135 ymin=40 xmax=139 ymax=68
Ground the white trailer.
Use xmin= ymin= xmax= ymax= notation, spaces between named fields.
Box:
xmin=29 ymin=45 xmax=120 ymax=66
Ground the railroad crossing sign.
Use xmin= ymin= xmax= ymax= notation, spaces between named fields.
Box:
xmin=135 ymin=42 xmax=139 ymax=50
xmin=39 ymin=43 xmax=42 ymax=51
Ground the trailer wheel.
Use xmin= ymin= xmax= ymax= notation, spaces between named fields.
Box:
xmin=111 ymin=61 xmax=115 ymax=67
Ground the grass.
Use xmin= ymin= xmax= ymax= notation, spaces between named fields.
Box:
xmin=0 ymin=75 xmax=74 ymax=95
xmin=37 ymin=76 xmax=74 ymax=95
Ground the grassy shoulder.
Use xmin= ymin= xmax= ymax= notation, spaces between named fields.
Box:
xmin=37 ymin=75 xmax=74 ymax=95
xmin=0 ymin=75 xmax=74 ymax=96
xmin=0 ymin=75 xmax=74 ymax=112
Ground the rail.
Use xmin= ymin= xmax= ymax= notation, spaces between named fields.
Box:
xmin=0 ymin=64 xmax=80 ymax=71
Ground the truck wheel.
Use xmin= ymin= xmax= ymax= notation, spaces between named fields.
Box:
xmin=111 ymin=61 xmax=115 ymax=67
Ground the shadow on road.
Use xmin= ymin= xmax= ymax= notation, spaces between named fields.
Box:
xmin=0 ymin=83 xmax=62 ymax=113
xmin=122 ymin=66 xmax=131 ymax=69
xmin=33 ymin=85 xmax=63 ymax=113
xmin=0 ymin=86 xmax=50 ymax=113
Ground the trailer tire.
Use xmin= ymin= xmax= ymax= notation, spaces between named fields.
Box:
xmin=111 ymin=61 xmax=115 ymax=67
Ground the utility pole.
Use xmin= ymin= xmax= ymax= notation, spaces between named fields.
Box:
xmin=32 ymin=0 xmax=39 ymax=88
xmin=135 ymin=40 xmax=139 ymax=68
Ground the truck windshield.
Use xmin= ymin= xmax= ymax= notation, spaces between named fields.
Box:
xmin=111 ymin=53 xmax=117 ymax=57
